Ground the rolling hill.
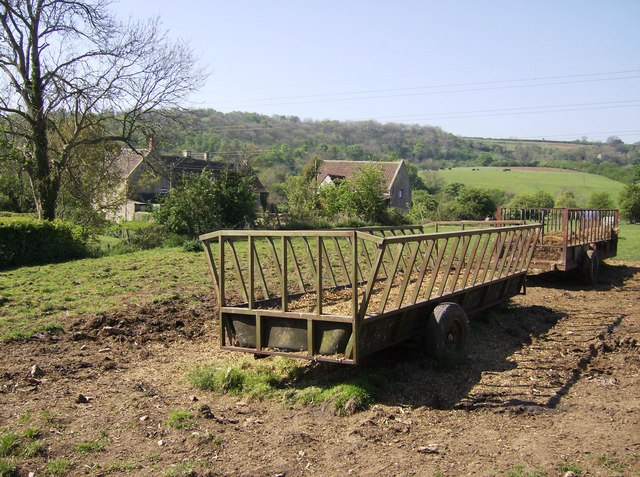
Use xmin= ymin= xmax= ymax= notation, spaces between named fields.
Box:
xmin=431 ymin=166 xmax=625 ymax=205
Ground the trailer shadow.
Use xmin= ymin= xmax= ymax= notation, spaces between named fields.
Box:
xmin=524 ymin=262 xmax=639 ymax=291
xmin=288 ymin=303 xmax=567 ymax=411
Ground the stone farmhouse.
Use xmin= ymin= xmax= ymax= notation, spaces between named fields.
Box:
xmin=316 ymin=160 xmax=412 ymax=209
xmin=114 ymin=143 xmax=267 ymax=221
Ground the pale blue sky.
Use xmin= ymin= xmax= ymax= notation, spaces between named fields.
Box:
xmin=113 ymin=1 xmax=640 ymax=143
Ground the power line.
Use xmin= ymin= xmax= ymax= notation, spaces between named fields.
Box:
xmin=212 ymin=69 xmax=640 ymax=107
xmin=211 ymin=49 xmax=640 ymax=95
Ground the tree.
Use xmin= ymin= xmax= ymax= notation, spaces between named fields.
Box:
xmin=405 ymin=162 xmax=427 ymax=190
xmin=443 ymin=186 xmax=497 ymax=220
xmin=283 ymin=175 xmax=320 ymax=224
xmin=619 ymin=184 xmax=640 ymax=223
xmin=407 ymin=189 xmax=438 ymax=224
xmin=0 ymin=136 xmax=33 ymax=212
xmin=555 ymin=190 xmax=580 ymax=208
xmin=347 ymin=165 xmax=387 ymax=223
xmin=510 ymin=191 xmax=555 ymax=208
xmin=587 ymin=192 xmax=614 ymax=209
xmin=155 ymin=169 xmax=257 ymax=237
xmin=319 ymin=165 xmax=387 ymax=224
xmin=0 ymin=0 xmax=204 ymax=220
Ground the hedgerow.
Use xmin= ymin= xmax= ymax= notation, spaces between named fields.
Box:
xmin=0 ymin=217 xmax=90 ymax=269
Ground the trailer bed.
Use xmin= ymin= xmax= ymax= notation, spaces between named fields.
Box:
xmin=200 ymin=224 xmax=541 ymax=364
xmin=497 ymin=208 xmax=618 ymax=278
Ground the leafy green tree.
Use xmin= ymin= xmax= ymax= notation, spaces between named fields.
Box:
xmin=619 ymin=184 xmax=640 ymax=223
xmin=155 ymin=169 xmax=257 ymax=237
xmin=406 ymin=162 xmax=427 ymax=190
xmin=444 ymin=182 xmax=465 ymax=197
xmin=319 ymin=165 xmax=387 ymax=224
xmin=407 ymin=190 xmax=438 ymax=224
xmin=283 ymin=175 xmax=321 ymax=224
xmin=510 ymin=191 xmax=555 ymax=208
xmin=443 ymin=186 xmax=497 ymax=220
xmin=555 ymin=190 xmax=580 ymax=208
xmin=347 ymin=165 xmax=387 ymax=223
xmin=587 ymin=192 xmax=614 ymax=209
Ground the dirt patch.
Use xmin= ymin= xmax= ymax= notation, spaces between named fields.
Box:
xmin=1 ymin=264 xmax=638 ymax=476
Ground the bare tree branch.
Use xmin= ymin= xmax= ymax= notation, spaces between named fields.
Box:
xmin=0 ymin=0 xmax=206 ymax=219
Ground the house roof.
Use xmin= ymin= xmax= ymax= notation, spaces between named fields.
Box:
xmin=316 ymin=160 xmax=404 ymax=191
xmin=114 ymin=148 xmax=147 ymax=178
xmin=115 ymin=148 xmax=266 ymax=192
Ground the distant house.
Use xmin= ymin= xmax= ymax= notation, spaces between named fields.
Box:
xmin=316 ymin=160 xmax=412 ymax=209
xmin=114 ymin=143 xmax=267 ymax=221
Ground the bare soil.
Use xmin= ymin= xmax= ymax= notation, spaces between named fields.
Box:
xmin=1 ymin=262 xmax=638 ymax=476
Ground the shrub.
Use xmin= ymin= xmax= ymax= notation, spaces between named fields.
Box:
xmin=619 ymin=183 xmax=640 ymax=223
xmin=155 ymin=169 xmax=257 ymax=237
xmin=0 ymin=217 xmax=89 ymax=269
xmin=510 ymin=190 xmax=555 ymax=208
xmin=588 ymin=191 xmax=614 ymax=209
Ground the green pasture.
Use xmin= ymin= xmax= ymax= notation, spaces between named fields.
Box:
xmin=0 ymin=247 xmax=211 ymax=341
xmin=616 ymin=223 xmax=640 ymax=262
xmin=432 ymin=167 xmax=625 ymax=205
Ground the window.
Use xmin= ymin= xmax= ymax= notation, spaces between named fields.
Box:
xmin=398 ymin=189 xmax=403 ymax=199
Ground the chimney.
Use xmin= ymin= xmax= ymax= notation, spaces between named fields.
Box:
xmin=148 ymin=136 xmax=157 ymax=152
xmin=182 ymin=150 xmax=191 ymax=158
xmin=203 ymin=152 xmax=209 ymax=161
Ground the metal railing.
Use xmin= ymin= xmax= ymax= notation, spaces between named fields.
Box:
xmin=200 ymin=224 xmax=541 ymax=363
xmin=497 ymin=208 xmax=618 ymax=247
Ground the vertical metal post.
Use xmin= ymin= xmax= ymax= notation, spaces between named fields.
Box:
xmin=351 ymin=231 xmax=359 ymax=363
xmin=219 ymin=236 xmax=225 ymax=347
xmin=562 ymin=208 xmax=569 ymax=269
xmin=248 ymin=235 xmax=255 ymax=309
xmin=281 ymin=236 xmax=288 ymax=312
xmin=316 ymin=235 xmax=323 ymax=316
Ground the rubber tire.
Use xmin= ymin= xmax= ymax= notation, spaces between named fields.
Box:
xmin=581 ymin=249 xmax=599 ymax=285
xmin=425 ymin=302 xmax=470 ymax=358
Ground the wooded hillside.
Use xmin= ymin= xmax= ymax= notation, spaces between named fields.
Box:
xmin=153 ymin=109 xmax=638 ymax=191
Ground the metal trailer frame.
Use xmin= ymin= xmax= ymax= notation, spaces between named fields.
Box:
xmin=200 ymin=223 xmax=541 ymax=365
xmin=496 ymin=208 xmax=618 ymax=274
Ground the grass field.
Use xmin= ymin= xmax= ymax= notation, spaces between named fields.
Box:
xmin=431 ymin=167 xmax=625 ymax=205
xmin=0 ymin=247 xmax=211 ymax=341
xmin=1 ymin=221 xmax=638 ymax=341
xmin=616 ymin=223 xmax=640 ymax=262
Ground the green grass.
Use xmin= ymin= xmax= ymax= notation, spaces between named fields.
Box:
xmin=558 ymin=463 xmax=583 ymax=475
xmin=74 ymin=431 xmax=107 ymax=453
xmin=0 ymin=458 xmax=16 ymax=477
xmin=0 ymin=432 xmax=18 ymax=457
xmin=189 ymin=357 xmax=385 ymax=415
xmin=616 ymin=223 xmax=640 ymax=262
xmin=0 ymin=246 xmax=210 ymax=341
xmin=102 ymin=460 xmax=140 ymax=473
xmin=165 ymin=410 xmax=194 ymax=430
xmin=431 ymin=167 xmax=625 ymax=205
xmin=44 ymin=458 xmax=74 ymax=476
xmin=505 ymin=463 xmax=545 ymax=477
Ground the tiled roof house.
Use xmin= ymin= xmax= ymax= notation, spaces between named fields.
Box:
xmin=113 ymin=143 xmax=267 ymax=221
xmin=316 ymin=160 xmax=411 ymax=209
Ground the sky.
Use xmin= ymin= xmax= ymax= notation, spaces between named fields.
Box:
xmin=112 ymin=0 xmax=640 ymax=143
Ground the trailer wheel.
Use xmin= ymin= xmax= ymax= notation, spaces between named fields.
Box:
xmin=425 ymin=303 xmax=470 ymax=357
xmin=581 ymin=249 xmax=599 ymax=285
